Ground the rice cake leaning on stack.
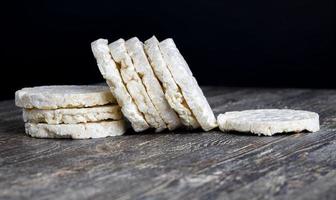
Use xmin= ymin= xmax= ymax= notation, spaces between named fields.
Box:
xmin=15 ymin=85 xmax=127 ymax=139
xmin=144 ymin=36 xmax=200 ymax=129
xmin=109 ymin=38 xmax=167 ymax=132
xmin=91 ymin=36 xmax=217 ymax=132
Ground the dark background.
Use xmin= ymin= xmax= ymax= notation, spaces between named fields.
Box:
xmin=2 ymin=0 xmax=335 ymax=100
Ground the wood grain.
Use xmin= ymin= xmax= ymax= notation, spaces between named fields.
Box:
xmin=0 ymin=87 xmax=336 ymax=200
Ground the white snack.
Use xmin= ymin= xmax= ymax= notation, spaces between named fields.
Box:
xmin=23 ymin=105 xmax=122 ymax=124
xmin=25 ymin=120 xmax=127 ymax=139
xmin=15 ymin=85 xmax=115 ymax=109
xmin=159 ymin=39 xmax=217 ymax=131
xmin=217 ymin=109 xmax=320 ymax=136
xmin=91 ymin=39 xmax=149 ymax=132
xmin=144 ymin=36 xmax=199 ymax=129
xmin=126 ymin=37 xmax=181 ymax=130
xmin=109 ymin=38 xmax=166 ymax=132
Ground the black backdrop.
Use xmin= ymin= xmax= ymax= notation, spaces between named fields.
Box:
xmin=2 ymin=0 xmax=335 ymax=100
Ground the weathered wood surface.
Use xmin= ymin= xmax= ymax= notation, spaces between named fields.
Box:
xmin=1 ymin=87 xmax=336 ymax=200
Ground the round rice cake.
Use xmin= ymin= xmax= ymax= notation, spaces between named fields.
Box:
xmin=217 ymin=109 xmax=320 ymax=136
xmin=25 ymin=120 xmax=127 ymax=139
xmin=15 ymin=85 xmax=115 ymax=109
xmin=23 ymin=105 xmax=122 ymax=124
xmin=159 ymin=38 xmax=217 ymax=131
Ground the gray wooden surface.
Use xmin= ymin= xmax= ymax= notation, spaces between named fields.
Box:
xmin=1 ymin=87 xmax=336 ymax=200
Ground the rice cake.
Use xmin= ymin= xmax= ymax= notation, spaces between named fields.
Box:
xmin=217 ymin=109 xmax=320 ymax=136
xmin=91 ymin=39 xmax=149 ymax=132
xmin=23 ymin=105 xmax=122 ymax=124
xmin=144 ymin=36 xmax=199 ymax=129
xmin=159 ymin=38 xmax=217 ymax=131
xmin=15 ymin=85 xmax=115 ymax=109
xmin=126 ymin=37 xmax=181 ymax=130
xmin=25 ymin=120 xmax=127 ymax=139
xmin=109 ymin=39 xmax=166 ymax=132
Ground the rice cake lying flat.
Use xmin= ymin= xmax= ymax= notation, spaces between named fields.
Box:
xmin=159 ymin=39 xmax=217 ymax=131
xmin=144 ymin=36 xmax=199 ymax=129
xmin=23 ymin=105 xmax=122 ymax=124
xmin=15 ymin=85 xmax=115 ymax=109
xmin=91 ymin=39 xmax=149 ymax=132
xmin=109 ymin=39 xmax=166 ymax=132
xmin=25 ymin=120 xmax=127 ymax=139
xmin=126 ymin=37 xmax=181 ymax=130
xmin=217 ymin=109 xmax=320 ymax=136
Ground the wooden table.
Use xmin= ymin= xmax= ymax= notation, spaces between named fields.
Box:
xmin=1 ymin=87 xmax=335 ymax=200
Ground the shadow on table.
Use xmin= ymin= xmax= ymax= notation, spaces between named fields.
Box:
xmin=124 ymin=127 xmax=306 ymax=137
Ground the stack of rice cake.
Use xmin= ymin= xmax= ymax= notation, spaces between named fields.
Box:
xmin=14 ymin=36 xmax=320 ymax=139
xmin=15 ymin=85 xmax=127 ymax=139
